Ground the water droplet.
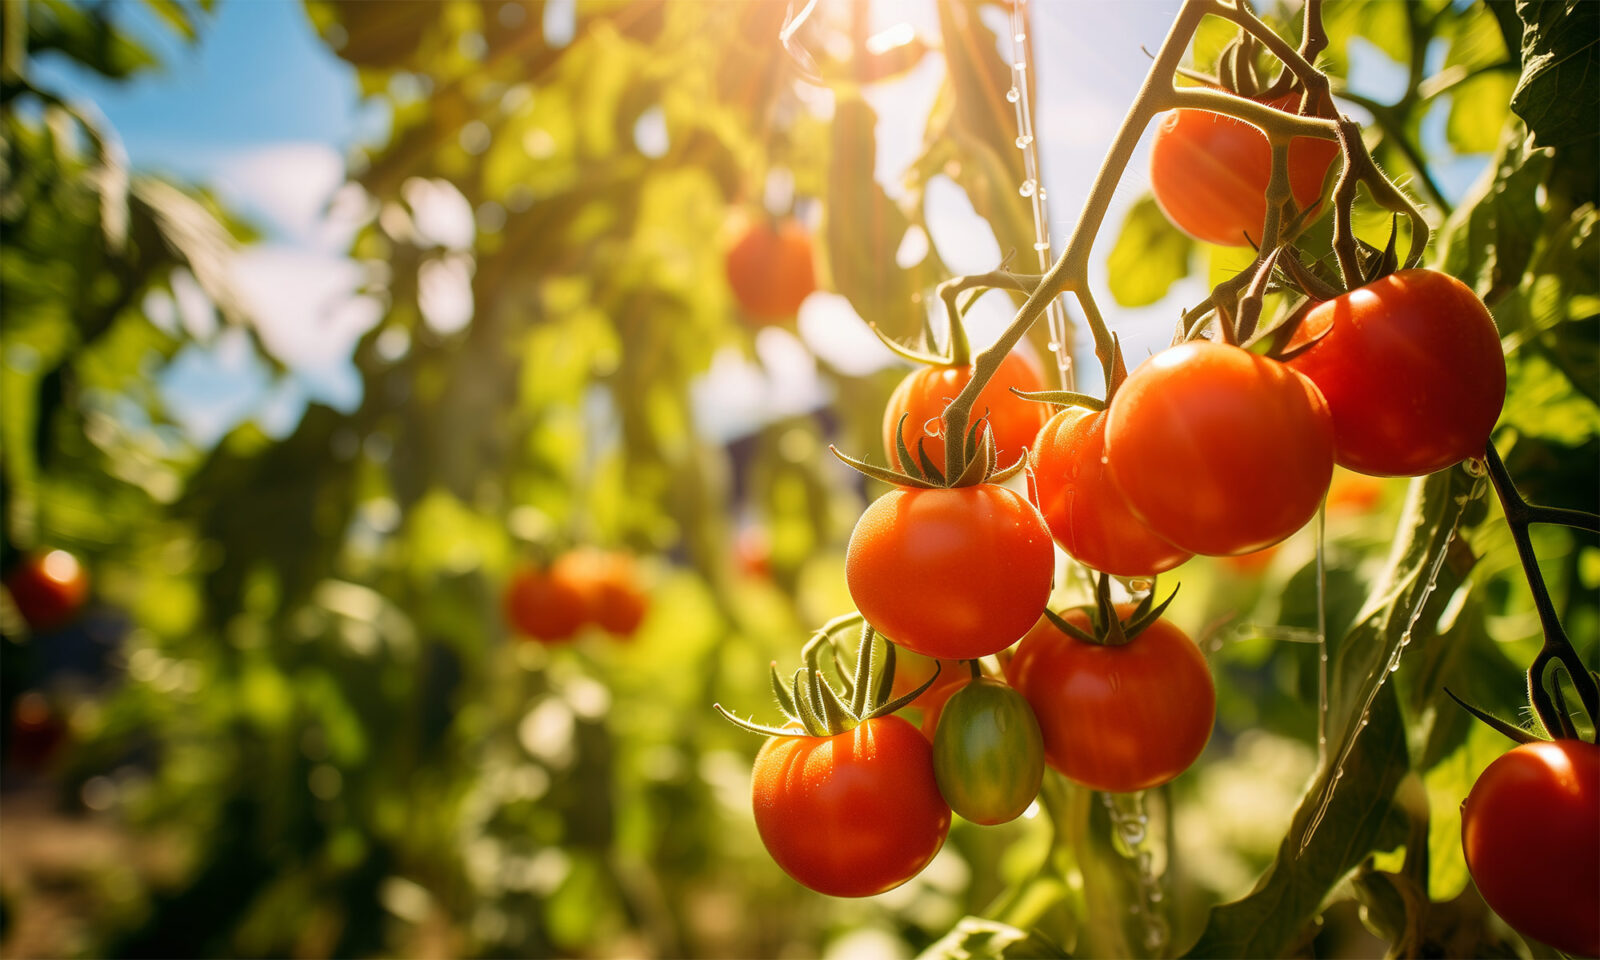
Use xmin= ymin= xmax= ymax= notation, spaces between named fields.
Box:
xmin=1389 ymin=662 xmax=1400 ymax=673
xmin=1019 ymin=179 xmax=1036 ymax=197
xmin=1036 ymin=188 xmax=1047 ymax=201
xmin=1014 ymin=32 xmax=1026 ymax=43
xmin=1006 ymin=87 xmax=1020 ymax=103
xmin=1033 ymin=241 xmax=1050 ymax=251
xmin=1046 ymin=341 xmax=1060 ymax=352
xmin=1016 ymin=135 xmax=1034 ymax=149
xmin=1013 ymin=61 xmax=1027 ymax=72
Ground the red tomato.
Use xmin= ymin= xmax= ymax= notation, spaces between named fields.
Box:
xmin=888 ymin=646 xmax=964 ymax=704
xmin=909 ymin=670 xmax=968 ymax=742
xmin=1284 ymin=269 xmax=1506 ymax=477
xmin=725 ymin=216 xmax=817 ymax=323
xmin=1006 ymin=608 xmax=1214 ymax=792
xmin=882 ymin=348 xmax=1050 ymax=473
xmin=8 ymin=691 xmax=67 ymax=772
xmin=846 ymin=483 xmax=1053 ymax=659
xmin=1032 ymin=407 xmax=1192 ymax=577
xmin=503 ymin=565 xmax=588 ymax=642
xmin=555 ymin=549 xmax=649 ymax=637
xmin=1462 ymin=739 xmax=1599 ymax=957
xmin=1105 ymin=341 xmax=1334 ymax=556
xmin=751 ymin=715 xmax=950 ymax=897
xmin=3 ymin=550 xmax=88 ymax=632
xmin=1149 ymin=93 xmax=1340 ymax=247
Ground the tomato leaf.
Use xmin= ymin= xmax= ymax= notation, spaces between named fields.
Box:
xmin=1184 ymin=468 xmax=1481 ymax=957
xmin=1107 ymin=197 xmax=1194 ymax=308
xmin=916 ymin=917 xmax=1068 ymax=960
xmin=1437 ymin=120 xmax=1549 ymax=305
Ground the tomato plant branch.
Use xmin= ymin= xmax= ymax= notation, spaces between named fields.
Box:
xmin=934 ymin=0 xmax=1213 ymax=479
xmin=1483 ymin=442 xmax=1600 ymax=736
xmin=1330 ymin=85 xmax=1452 ymax=217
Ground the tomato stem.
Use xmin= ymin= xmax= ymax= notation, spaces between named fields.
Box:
xmin=1483 ymin=442 xmax=1600 ymax=737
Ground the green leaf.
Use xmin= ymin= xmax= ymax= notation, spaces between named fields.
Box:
xmin=825 ymin=96 xmax=937 ymax=342
xmin=1186 ymin=469 xmax=1481 ymax=957
xmin=917 ymin=917 xmax=1068 ymax=960
xmin=1181 ymin=686 xmax=1409 ymax=958
xmin=1446 ymin=71 xmax=1517 ymax=155
xmin=1438 ymin=119 xmax=1550 ymax=305
xmin=29 ymin=0 xmax=160 ymax=79
xmin=1107 ymin=196 xmax=1194 ymax=308
xmin=141 ymin=0 xmax=200 ymax=43
xmin=932 ymin=0 xmax=1034 ymax=262
xmin=1510 ymin=0 xmax=1600 ymax=153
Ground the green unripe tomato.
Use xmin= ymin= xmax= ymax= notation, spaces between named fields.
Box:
xmin=932 ymin=677 xmax=1045 ymax=825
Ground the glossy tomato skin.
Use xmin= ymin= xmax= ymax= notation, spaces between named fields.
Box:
xmin=1032 ymin=407 xmax=1192 ymax=577
xmin=725 ymin=217 xmax=817 ymax=323
xmin=846 ymin=484 xmax=1053 ymax=660
xmin=503 ymin=565 xmax=588 ymax=642
xmin=3 ymin=550 xmax=88 ymax=633
xmin=1105 ymin=341 xmax=1334 ymax=556
xmin=1006 ymin=609 xmax=1215 ymax=792
xmin=1285 ymin=269 xmax=1506 ymax=477
xmin=1462 ymin=739 xmax=1600 ymax=957
xmin=932 ymin=678 xmax=1044 ymax=825
xmin=752 ymin=715 xmax=950 ymax=897
xmin=1149 ymin=95 xmax=1340 ymax=247
xmin=883 ymin=349 xmax=1050 ymax=473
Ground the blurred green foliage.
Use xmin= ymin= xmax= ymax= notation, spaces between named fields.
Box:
xmin=1 ymin=1 xmax=1596 ymax=959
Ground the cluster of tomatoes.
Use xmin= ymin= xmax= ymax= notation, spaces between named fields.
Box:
xmin=503 ymin=548 xmax=649 ymax=643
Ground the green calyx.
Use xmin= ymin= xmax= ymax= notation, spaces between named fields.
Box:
xmin=1041 ymin=572 xmax=1179 ymax=648
xmin=828 ymin=411 xmax=1025 ymax=490
xmin=714 ymin=616 xmax=945 ymax=739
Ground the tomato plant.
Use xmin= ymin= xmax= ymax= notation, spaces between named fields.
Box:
xmin=845 ymin=483 xmax=1053 ymax=659
xmin=502 ymin=564 xmax=588 ymax=642
xmin=1032 ymin=406 xmax=1192 ymax=577
xmin=1461 ymin=738 xmax=1600 ymax=957
xmin=1104 ymin=341 xmax=1334 ymax=556
xmin=882 ymin=348 xmax=1049 ymax=473
xmin=3 ymin=549 xmax=88 ymax=633
xmin=931 ymin=677 xmax=1044 ymax=825
xmin=1284 ymin=269 xmax=1506 ymax=477
xmin=1006 ymin=607 xmax=1214 ymax=793
xmin=555 ymin=549 xmax=650 ymax=637
xmin=1149 ymin=93 xmax=1340 ymax=247
xmin=751 ymin=715 xmax=950 ymax=898
xmin=724 ymin=215 xmax=817 ymax=323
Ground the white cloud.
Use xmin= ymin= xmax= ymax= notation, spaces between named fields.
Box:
xmin=211 ymin=142 xmax=349 ymax=249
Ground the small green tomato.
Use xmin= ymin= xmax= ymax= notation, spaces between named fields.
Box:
xmin=932 ymin=676 xmax=1045 ymax=825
